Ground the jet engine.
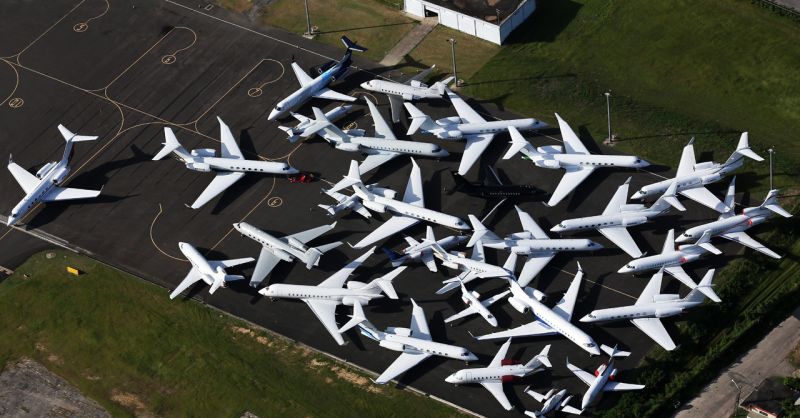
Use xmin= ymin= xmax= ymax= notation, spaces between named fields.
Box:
xmin=508 ymin=296 xmax=530 ymax=313
xmin=441 ymin=130 xmax=463 ymax=139
xmin=621 ymin=216 xmax=648 ymax=227
xmin=654 ymin=307 xmax=683 ymax=318
xmin=594 ymin=363 xmax=607 ymax=376
xmin=35 ymin=162 xmax=57 ymax=179
xmin=49 ymin=166 xmax=69 ymax=185
xmin=341 ymin=296 xmax=365 ymax=306
xmin=191 ymin=148 xmax=216 ymax=158
xmin=536 ymin=159 xmax=561 ymax=169
xmin=286 ymin=237 xmax=307 ymax=251
xmin=536 ymin=145 xmax=563 ymax=154
xmin=409 ymin=80 xmax=427 ymax=88
xmin=271 ymin=248 xmax=294 ymax=262
xmin=700 ymin=173 xmax=722 ymax=184
xmin=379 ymin=340 xmax=406 ymax=351
xmin=676 ymin=253 xmax=701 ymax=263
xmin=367 ymin=185 xmax=397 ymax=199
xmin=186 ymin=162 xmax=212 ymax=172
xmin=651 ymin=294 xmax=680 ymax=303
xmin=402 ymin=92 xmax=415 ymax=101
xmin=744 ymin=215 xmax=766 ymax=227
xmin=693 ymin=161 xmax=715 ymax=171
xmin=386 ymin=327 xmax=412 ymax=337
xmin=335 ymin=142 xmax=361 ymax=152
xmin=362 ymin=200 xmax=386 ymax=213
xmin=618 ymin=204 xmax=645 ymax=212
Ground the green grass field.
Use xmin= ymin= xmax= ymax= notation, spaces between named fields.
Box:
xmin=0 ymin=252 xmax=466 ymax=418
xmin=401 ymin=26 xmax=500 ymax=82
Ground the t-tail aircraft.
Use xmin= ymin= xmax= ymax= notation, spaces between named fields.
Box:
xmin=566 ymin=345 xmax=645 ymax=410
xmin=448 ymin=166 xmax=543 ymax=200
xmin=675 ymin=177 xmax=792 ymax=258
xmin=630 ymin=134 xmax=763 ymax=212
xmin=268 ymin=36 xmax=366 ymax=121
xmin=233 ymin=221 xmax=342 ymax=287
xmin=404 ymin=88 xmax=547 ymax=175
xmin=7 ymin=125 xmax=103 ymax=226
xmin=169 ymin=242 xmax=254 ymax=299
xmin=524 ymin=387 xmax=583 ymax=417
xmin=382 ymin=226 xmax=468 ymax=272
xmin=444 ymin=282 xmax=510 ymax=327
xmin=432 ymin=240 xmax=519 ymax=295
xmin=503 ymin=115 xmax=650 ymax=207
xmin=445 ymin=338 xmax=551 ymax=411
xmin=153 ymin=118 xmax=299 ymax=209
xmin=278 ymin=104 xmax=351 ymax=143
xmin=581 ymin=268 xmax=717 ymax=351
xmin=360 ymin=65 xmax=454 ymax=122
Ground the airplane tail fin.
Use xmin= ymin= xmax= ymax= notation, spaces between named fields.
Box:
xmin=527 ymin=344 xmax=552 ymax=368
xmin=328 ymin=160 xmax=363 ymax=193
xmin=338 ymin=302 xmax=367 ymax=334
xmin=356 ymin=318 xmax=382 ymax=341
xmin=600 ymin=344 xmax=631 ymax=358
xmin=425 ymin=225 xmax=436 ymax=242
xmin=686 ymin=269 xmax=718 ymax=303
xmin=695 ymin=230 xmax=722 ymax=255
xmin=302 ymin=247 xmax=324 ymax=269
xmin=364 ymin=266 xmax=405 ymax=300
xmin=502 ymin=126 xmax=534 ymax=160
xmin=759 ymin=189 xmax=792 ymax=218
xmin=317 ymin=203 xmax=338 ymax=216
xmin=448 ymin=170 xmax=468 ymax=194
xmin=653 ymin=181 xmax=686 ymax=212
xmin=404 ymin=102 xmax=437 ymax=135
xmin=432 ymin=76 xmax=455 ymax=95
xmin=725 ymin=132 xmax=764 ymax=165
xmin=153 ymin=128 xmax=186 ymax=161
xmin=381 ymin=247 xmax=406 ymax=267
xmin=467 ymin=214 xmax=500 ymax=247
xmin=278 ymin=125 xmax=302 ymax=143
xmin=340 ymin=36 xmax=367 ymax=52
xmin=312 ymin=241 xmax=343 ymax=259
xmin=502 ymin=251 xmax=519 ymax=273
xmin=57 ymin=124 xmax=98 ymax=143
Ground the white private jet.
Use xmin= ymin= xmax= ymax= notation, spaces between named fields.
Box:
xmin=550 ymin=178 xmax=685 ymax=257
xmin=7 ymin=124 xmax=103 ymax=226
xmin=432 ymin=240 xmax=518 ymax=294
xmin=567 ymin=345 xmax=645 ymax=410
xmin=581 ymin=268 xmax=716 ymax=351
xmin=169 ymin=242 xmax=254 ymax=299
xmin=233 ymin=221 xmax=342 ymax=287
xmin=404 ymin=88 xmax=548 ymax=175
xmin=358 ymin=299 xmax=478 ymax=384
xmin=676 ymin=177 xmax=792 ymax=258
xmin=524 ymin=387 xmax=583 ymax=417
xmin=444 ymin=280 xmax=511 ymax=327
xmin=267 ymin=36 xmax=366 ymax=121
xmin=325 ymin=158 xmax=470 ymax=248
xmin=318 ymin=184 xmax=398 ymax=219
xmin=383 ymin=226 xmax=468 ymax=272
xmin=630 ymin=135 xmax=763 ymax=212
xmin=469 ymin=206 xmax=602 ymax=286
xmin=617 ymin=229 xmax=721 ymax=302
xmin=445 ymin=338 xmax=551 ymax=411
xmin=298 ymin=98 xmax=449 ymax=174
xmin=476 ymin=265 xmax=603 ymax=357
xmin=278 ymin=104 xmax=351 ymax=143
xmin=153 ymin=119 xmax=299 ymax=209
xmin=503 ymin=115 xmax=650 ymax=207
xmin=360 ymin=65 xmax=453 ymax=122
xmin=259 ymin=248 xmax=405 ymax=345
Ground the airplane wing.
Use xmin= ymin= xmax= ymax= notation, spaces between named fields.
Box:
xmin=555 ymin=114 xmax=589 ymax=154
xmin=313 ymin=87 xmax=357 ymax=102
xmin=358 ymin=152 xmax=399 ymax=174
xmin=403 ymin=160 xmax=425 ymax=207
xmin=551 ymin=268 xmax=583 ymax=321
xmin=675 ymin=140 xmax=696 ymax=177
xmin=353 ymin=216 xmax=420 ymax=249
xmin=421 ymin=250 xmax=437 ymax=272
xmin=318 ymin=249 xmax=373 ymax=288
xmin=721 ymin=231 xmax=780 ymax=259
xmin=562 ymin=405 xmax=584 ymax=415
xmin=7 ymin=162 xmax=41 ymax=194
xmin=303 ymin=299 xmax=345 ymax=345
xmin=249 ymin=248 xmax=282 ymax=287
xmin=635 ymin=269 xmax=663 ymax=305
xmin=476 ymin=319 xmax=556 ymax=340
xmin=566 ymin=361 xmax=596 ymax=386
xmin=169 ymin=267 xmax=204 ymax=299
xmin=218 ymin=118 xmax=244 ymax=159
xmin=458 ymin=133 xmax=495 ymax=176
xmin=480 ymin=381 xmax=512 ymax=411
xmin=663 ymin=265 xmax=699 ymax=290
xmin=631 ymin=317 xmax=676 ymax=351
xmin=207 ymin=257 xmax=255 ymax=269
xmin=290 ymin=62 xmax=314 ymax=86
xmin=599 ymin=226 xmax=643 ymax=258
xmin=43 ymin=186 xmax=102 ymax=202
xmin=189 ymin=171 xmax=246 ymax=209
xmin=603 ymin=381 xmax=645 ymax=392
xmin=518 ymin=254 xmax=555 ymax=287
xmin=680 ymin=186 xmax=728 ymax=213
xmin=375 ymin=352 xmax=431 ymax=384
xmin=662 ymin=228 xmax=675 ymax=253
xmin=446 ymin=88 xmax=485 ymax=123
xmin=470 ymin=240 xmax=486 ymax=262
xmin=388 ymin=94 xmax=405 ymax=123
xmin=365 ymin=98 xmax=396 ymax=140
xmin=410 ymin=301 xmax=431 ymax=340
xmin=444 ymin=305 xmax=477 ymax=323
xmin=489 ymin=338 xmax=512 ymax=368
xmin=547 ymin=167 xmax=595 ymax=207
xmin=286 ymin=223 xmax=336 ymax=244
xmin=516 ymin=205 xmax=549 ymax=239
xmin=602 ymin=179 xmax=631 ymax=215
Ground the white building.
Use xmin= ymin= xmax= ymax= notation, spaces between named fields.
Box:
xmin=403 ymin=0 xmax=536 ymax=45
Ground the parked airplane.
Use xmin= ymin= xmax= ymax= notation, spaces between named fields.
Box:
xmin=325 ymin=159 xmax=470 ymax=248
xmin=503 ymin=115 xmax=650 ymax=207
xmin=475 ymin=265 xmax=603 ymax=356
xmin=153 ymin=119 xmax=299 ymax=209
xmin=360 ymin=65 xmax=454 ymax=122
xmin=169 ymin=242 xmax=254 ymax=299
xmin=278 ymin=104 xmax=351 ymax=143
xmin=551 ymin=178 xmax=685 ymax=257
xmin=7 ymin=125 xmax=103 ymax=226
xmin=630 ymin=135 xmax=763 ymax=212
xmin=676 ymin=177 xmax=792 ymax=258
xmin=617 ymin=229 xmax=721 ymax=302
xmin=469 ymin=206 xmax=602 ymax=286
xmin=259 ymin=248 xmax=405 ymax=345
xmin=267 ymin=36 xmax=366 ymax=120
xmin=581 ymin=268 xmax=716 ymax=351
xmin=524 ymin=387 xmax=583 ymax=417
xmin=299 ymin=98 xmax=448 ymax=173
xmin=404 ymin=88 xmax=547 ymax=175
xmin=432 ymin=240 xmax=518 ymax=294
xmin=447 ymin=166 xmax=543 ymax=200
xmin=445 ymin=338 xmax=551 ymax=411
xmin=358 ymin=299 xmax=478 ymax=384
xmin=566 ymin=345 xmax=645 ymax=410
xmin=444 ymin=280 xmax=510 ymax=327
xmin=318 ymin=184 xmax=396 ymax=219
xmin=382 ymin=226 xmax=468 ymax=272
xmin=233 ymin=221 xmax=342 ymax=287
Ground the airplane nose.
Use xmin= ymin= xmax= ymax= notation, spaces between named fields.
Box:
xmin=590 ymin=346 xmax=602 ymax=356
xmin=445 ymin=374 xmax=457 ymax=383
xmin=631 ymin=191 xmax=644 ymax=199
xmin=617 ymin=266 xmax=630 ymax=273
xmin=579 ymin=315 xmax=591 ymax=322
xmin=267 ymin=109 xmax=279 ymax=121
xmin=360 ymin=82 xmax=371 ymax=90
xmin=285 ymin=166 xmax=300 ymax=175
xmin=550 ymin=225 xmax=562 ymax=232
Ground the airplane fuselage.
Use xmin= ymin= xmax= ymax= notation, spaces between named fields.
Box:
xmin=618 ymin=248 xmax=703 ymax=273
xmin=424 ymin=118 xmax=544 ymax=140
xmin=515 ymin=289 xmax=600 ymax=355
xmin=360 ymin=80 xmax=442 ymax=100
xmin=359 ymin=192 xmax=469 ymax=230
xmin=178 ymin=242 xmax=216 ymax=285
xmin=234 ymin=222 xmax=305 ymax=263
xmin=553 ymin=207 xmax=666 ymax=233
xmin=522 ymin=150 xmax=648 ymax=170
xmin=632 ymin=160 xmax=742 ymax=199
xmin=539 ymin=389 xmax=571 ymax=416
xmin=678 ymin=209 xmax=770 ymax=242
xmin=260 ymin=283 xmax=379 ymax=304
xmin=403 ymin=235 xmax=466 ymax=258
xmin=330 ymin=136 xmax=449 ymax=159
xmin=183 ymin=154 xmax=297 ymax=175
xmin=582 ymin=364 xmax=615 ymax=409
xmin=446 ymin=364 xmax=535 ymax=384
xmin=460 ymin=290 xmax=496 ymax=325
xmin=443 ymin=254 xmax=511 ymax=278
xmin=485 ymin=237 xmax=601 ymax=254
xmin=381 ymin=333 xmax=476 ymax=361
xmin=269 ymin=62 xmax=347 ymax=120
xmin=9 ymin=165 xmax=64 ymax=225
xmin=580 ymin=298 xmax=699 ymax=323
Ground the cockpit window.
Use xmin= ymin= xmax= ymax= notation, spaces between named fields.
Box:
xmin=276 ymin=106 xmax=283 ymax=111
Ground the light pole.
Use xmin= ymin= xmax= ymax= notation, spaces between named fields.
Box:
xmin=605 ymin=91 xmax=613 ymax=143
xmin=303 ymin=0 xmax=314 ymax=38
xmin=447 ymin=38 xmax=460 ymax=87
xmin=731 ymin=378 xmax=742 ymax=418
xmin=768 ymin=148 xmax=774 ymax=189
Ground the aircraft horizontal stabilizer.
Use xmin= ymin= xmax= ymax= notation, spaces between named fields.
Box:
xmin=600 ymin=344 xmax=630 ymax=358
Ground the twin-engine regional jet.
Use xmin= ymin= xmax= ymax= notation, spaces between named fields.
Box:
xmin=278 ymin=104 xmax=351 ymax=143
xmin=268 ymin=36 xmax=366 ymax=121
xmin=169 ymin=242 xmax=254 ymax=299
xmin=358 ymin=299 xmax=478 ymax=384
xmin=581 ymin=268 xmax=716 ymax=351
xmin=676 ymin=177 xmax=792 ymax=258
xmin=7 ymin=125 xmax=103 ymax=226
xmin=566 ymin=345 xmax=645 ymax=410
xmin=233 ymin=221 xmax=342 ymax=287
xmin=524 ymin=387 xmax=583 ymax=417
xmin=152 ymin=118 xmax=299 ymax=209
xmin=503 ymin=115 xmax=650 ymax=207
xmin=444 ymin=282 xmax=510 ymax=327
xmin=551 ymin=178 xmax=685 ymax=257
xmin=259 ymin=248 xmax=405 ymax=346
xmin=404 ymin=88 xmax=547 ymax=175
xmin=360 ymin=65 xmax=454 ymax=122
xmin=630 ymin=135 xmax=763 ymax=212
xmin=445 ymin=338 xmax=551 ymax=411
xmin=383 ymin=225 xmax=468 ymax=272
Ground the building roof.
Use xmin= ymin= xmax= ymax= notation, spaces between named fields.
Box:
xmin=423 ymin=0 xmax=526 ymax=24
xmin=741 ymin=378 xmax=797 ymax=416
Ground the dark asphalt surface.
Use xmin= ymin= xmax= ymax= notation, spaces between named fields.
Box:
xmin=0 ymin=1 xmax=768 ymax=416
